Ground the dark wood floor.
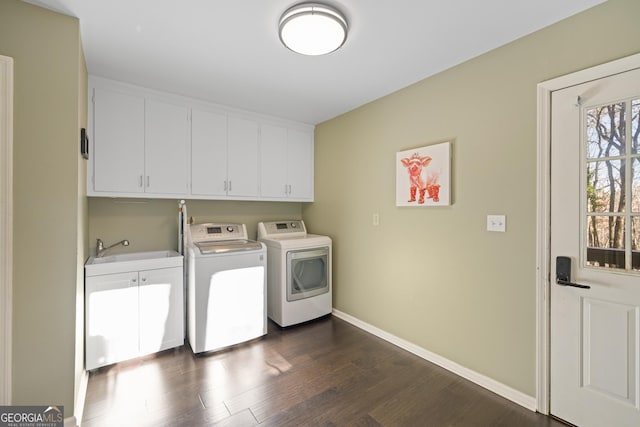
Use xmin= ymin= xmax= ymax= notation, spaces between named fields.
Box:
xmin=82 ymin=315 xmax=564 ymax=426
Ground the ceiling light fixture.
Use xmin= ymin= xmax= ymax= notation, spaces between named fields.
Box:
xmin=279 ymin=3 xmax=348 ymax=56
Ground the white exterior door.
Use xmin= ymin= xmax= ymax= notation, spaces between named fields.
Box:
xmin=550 ymin=67 xmax=640 ymax=426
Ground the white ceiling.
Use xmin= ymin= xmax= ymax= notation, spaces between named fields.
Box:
xmin=23 ymin=0 xmax=605 ymax=125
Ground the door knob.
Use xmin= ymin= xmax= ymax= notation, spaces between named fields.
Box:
xmin=556 ymin=256 xmax=591 ymax=289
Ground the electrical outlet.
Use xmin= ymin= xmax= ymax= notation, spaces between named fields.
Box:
xmin=373 ymin=213 xmax=380 ymax=226
xmin=487 ymin=215 xmax=506 ymax=232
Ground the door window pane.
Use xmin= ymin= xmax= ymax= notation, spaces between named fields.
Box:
xmin=634 ymin=157 xmax=640 ymax=213
xmin=633 ymin=217 xmax=640 ymax=271
xmin=632 ymin=99 xmax=639 ymax=154
xmin=585 ymin=99 xmax=639 ymax=272
xmin=587 ymin=159 xmax=625 ymax=213
xmin=586 ymin=215 xmax=625 ymax=270
xmin=586 ymin=103 xmax=626 ymax=158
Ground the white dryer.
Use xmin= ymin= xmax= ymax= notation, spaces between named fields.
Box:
xmin=257 ymin=220 xmax=332 ymax=327
xmin=187 ymin=223 xmax=267 ymax=354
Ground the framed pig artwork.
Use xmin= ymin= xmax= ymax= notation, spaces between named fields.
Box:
xmin=396 ymin=141 xmax=451 ymax=206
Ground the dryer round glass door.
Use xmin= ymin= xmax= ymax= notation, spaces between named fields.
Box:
xmin=286 ymin=247 xmax=330 ymax=302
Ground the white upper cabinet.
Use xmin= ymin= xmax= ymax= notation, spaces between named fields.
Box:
xmin=260 ymin=124 xmax=288 ymax=198
xmin=286 ymin=128 xmax=314 ymax=200
xmin=144 ymin=99 xmax=189 ymax=195
xmin=191 ymin=108 xmax=228 ymax=196
xmin=227 ymin=116 xmax=260 ymax=198
xmin=260 ymin=124 xmax=313 ymax=201
xmin=89 ymin=77 xmax=313 ymax=201
xmin=92 ymin=88 xmax=145 ymax=194
xmin=90 ymin=82 xmax=189 ymax=197
xmin=191 ymin=112 xmax=260 ymax=198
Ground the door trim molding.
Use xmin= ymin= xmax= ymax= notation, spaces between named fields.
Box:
xmin=536 ymin=52 xmax=640 ymax=414
xmin=0 ymin=54 xmax=14 ymax=405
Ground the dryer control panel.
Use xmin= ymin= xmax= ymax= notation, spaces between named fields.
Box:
xmin=257 ymin=220 xmax=307 ymax=239
xmin=190 ymin=223 xmax=248 ymax=243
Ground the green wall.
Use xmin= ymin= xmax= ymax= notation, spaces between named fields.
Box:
xmin=303 ymin=0 xmax=640 ymax=397
xmin=88 ymin=198 xmax=302 ymax=255
xmin=0 ymin=0 xmax=87 ymax=416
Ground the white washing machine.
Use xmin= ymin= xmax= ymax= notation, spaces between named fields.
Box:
xmin=257 ymin=220 xmax=332 ymax=327
xmin=187 ymin=223 xmax=267 ymax=354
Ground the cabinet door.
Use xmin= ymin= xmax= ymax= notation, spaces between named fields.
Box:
xmin=191 ymin=109 xmax=228 ymax=196
xmin=93 ymin=88 xmax=145 ymax=193
xmin=85 ymin=272 xmax=139 ymax=370
xmin=227 ymin=117 xmax=259 ymax=197
xmin=144 ymin=99 xmax=189 ymax=195
xmin=260 ymin=124 xmax=288 ymax=198
xmin=139 ymin=267 xmax=184 ymax=355
xmin=287 ymin=129 xmax=314 ymax=200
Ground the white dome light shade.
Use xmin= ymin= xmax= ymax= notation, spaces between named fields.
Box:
xmin=279 ymin=3 xmax=348 ymax=56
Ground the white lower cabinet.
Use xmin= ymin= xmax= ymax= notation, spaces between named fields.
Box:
xmin=85 ymin=266 xmax=184 ymax=370
xmin=85 ymin=271 xmax=139 ymax=369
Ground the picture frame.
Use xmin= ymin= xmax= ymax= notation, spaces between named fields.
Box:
xmin=396 ymin=141 xmax=451 ymax=206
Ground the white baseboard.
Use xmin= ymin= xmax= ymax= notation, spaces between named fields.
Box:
xmin=332 ymin=309 xmax=537 ymax=412
xmin=64 ymin=416 xmax=77 ymax=427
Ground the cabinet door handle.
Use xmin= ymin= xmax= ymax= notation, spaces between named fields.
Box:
xmin=146 ymin=176 xmax=150 ymax=188
xmin=139 ymin=175 xmax=143 ymax=187
xmin=284 ymin=184 xmax=288 ymax=195
xmin=131 ymin=278 xmax=137 ymax=284
xmin=288 ymin=184 xmax=292 ymax=194
xmin=229 ymin=181 xmax=232 ymax=192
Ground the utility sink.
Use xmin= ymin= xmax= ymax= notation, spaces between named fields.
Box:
xmin=85 ymin=250 xmax=183 ymax=276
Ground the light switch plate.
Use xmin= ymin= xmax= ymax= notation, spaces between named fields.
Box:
xmin=487 ymin=215 xmax=506 ymax=232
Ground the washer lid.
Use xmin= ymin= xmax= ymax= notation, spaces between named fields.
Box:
xmin=195 ymin=240 xmax=263 ymax=254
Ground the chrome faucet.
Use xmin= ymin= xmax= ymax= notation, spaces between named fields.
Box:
xmin=96 ymin=238 xmax=130 ymax=257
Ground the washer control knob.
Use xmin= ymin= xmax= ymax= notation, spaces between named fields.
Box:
xmin=291 ymin=223 xmax=297 ymax=228
xmin=226 ymin=226 xmax=234 ymax=232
